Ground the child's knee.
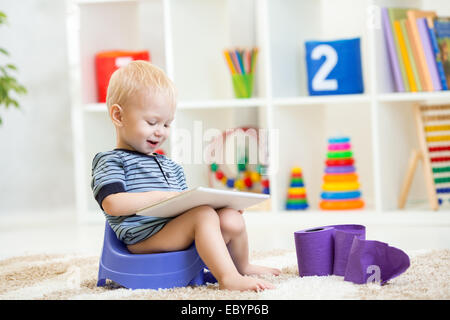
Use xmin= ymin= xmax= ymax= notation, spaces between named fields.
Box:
xmin=218 ymin=208 xmax=245 ymax=236
xmin=190 ymin=205 xmax=219 ymax=224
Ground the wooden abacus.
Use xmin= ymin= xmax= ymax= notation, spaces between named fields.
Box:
xmin=398 ymin=103 xmax=450 ymax=210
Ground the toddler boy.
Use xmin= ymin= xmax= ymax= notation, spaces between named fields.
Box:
xmin=91 ymin=61 xmax=280 ymax=291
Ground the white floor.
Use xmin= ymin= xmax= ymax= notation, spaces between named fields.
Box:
xmin=1 ymin=210 xmax=450 ymax=260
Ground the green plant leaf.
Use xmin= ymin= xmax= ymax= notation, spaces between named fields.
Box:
xmin=0 ymin=48 xmax=9 ymax=56
xmin=0 ymin=10 xmax=26 ymax=126
xmin=6 ymin=64 xmax=17 ymax=71
xmin=0 ymin=11 xmax=7 ymax=25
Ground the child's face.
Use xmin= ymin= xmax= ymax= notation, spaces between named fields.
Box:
xmin=116 ymin=90 xmax=175 ymax=155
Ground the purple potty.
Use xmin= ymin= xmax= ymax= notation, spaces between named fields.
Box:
xmin=97 ymin=222 xmax=216 ymax=290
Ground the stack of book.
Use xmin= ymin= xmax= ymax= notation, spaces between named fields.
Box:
xmin=382 ymin=7 xmax=450 ymax=92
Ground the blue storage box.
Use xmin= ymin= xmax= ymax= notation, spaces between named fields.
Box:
xmin=305 ymin=37 xmax=364 ymax=95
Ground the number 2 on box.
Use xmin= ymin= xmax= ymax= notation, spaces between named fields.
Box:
xmin=311 ymin=44 xmax=338 ymax=91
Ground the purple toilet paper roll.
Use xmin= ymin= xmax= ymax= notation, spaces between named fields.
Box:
xmin=344 ymin=237 xmax=410 ymax=285
xmin=294 ymin=224 xmax=365 ymax=277
xmin=294 ymin=226 xmax=335 ymax=276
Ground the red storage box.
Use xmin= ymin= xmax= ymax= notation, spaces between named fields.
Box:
xmin=95 ymin=50 xmax=151 ymax=103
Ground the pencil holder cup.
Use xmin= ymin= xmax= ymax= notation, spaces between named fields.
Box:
xmin=232 ymin=73 xmax=254 ymax=98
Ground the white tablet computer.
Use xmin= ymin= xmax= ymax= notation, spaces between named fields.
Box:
xmin=136 ymin=187 xmax=270 ymax=218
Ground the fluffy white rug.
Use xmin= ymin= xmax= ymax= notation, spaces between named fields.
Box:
xmin=0 ymin=249 xmax=449 ymax=300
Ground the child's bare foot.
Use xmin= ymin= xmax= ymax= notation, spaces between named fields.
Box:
xmin=239 ymin=264 xmax=281 ymax=277
xmin=219 ymin=274 xmax=275 ymax=292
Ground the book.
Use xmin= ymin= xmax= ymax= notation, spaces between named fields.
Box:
xmin=435 ymin=17 xmax=450 ymax=88
xmin=135 ymin=186 xmax=270 ymax=218
xmin=381 ymin=7 xmax=404 ymax=92
xmin=388 ymin=8 xmax=412 ymax=91
xmin=401 ymin=19 xmax=422 ymax=91
xmin=405 ymin=18 xmax=423 ymax=91
xmin=406 ymin=10 xmax=437 ymax=91
xmin=417 ymin=17 xmax=442 ymax=91
xmin=426 ymin=18 xmax=449 ymax=90
xmin=394 ymin=20 xmax=418 ymax=91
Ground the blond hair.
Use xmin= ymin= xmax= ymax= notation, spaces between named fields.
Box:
xmin=106 ymin=60 xmax=177 ymax=109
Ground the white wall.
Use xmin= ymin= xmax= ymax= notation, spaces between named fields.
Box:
xmin=0 ymin=0 xmax=75 ymax=214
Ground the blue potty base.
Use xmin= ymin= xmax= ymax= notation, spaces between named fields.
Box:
xmin=97 ymin=222 xmax=217 ymax=290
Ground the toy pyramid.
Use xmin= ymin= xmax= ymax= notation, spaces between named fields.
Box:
xmin=320 ymin=137 xmax=364 ymax=210
xmin=286 ymin=167 xmax=309 ymax=210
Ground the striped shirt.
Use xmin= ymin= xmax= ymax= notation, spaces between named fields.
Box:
xmin=91 ymin=148 xmax=188 ymax=245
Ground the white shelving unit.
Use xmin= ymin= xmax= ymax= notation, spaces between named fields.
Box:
xmin=67 ymin=0 xmax=450 ymax=224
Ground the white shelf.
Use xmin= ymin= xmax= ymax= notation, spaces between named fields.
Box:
xmin=84 ymin=95 xmax=369 ymax=112
xmin=377 ymin=91 xmax=450 ymax=103
xmin=84 ymin=91 xmax=450 ymax=112
xmin=86 ymin=98 xmax=264 ymax=111
xmin=67 ymin=0 xmax=450 ymax=223
xmin=273 ymin=94 xmax=371 ymax=106
xmin=177 ymin=98 xmax=267 ymax=109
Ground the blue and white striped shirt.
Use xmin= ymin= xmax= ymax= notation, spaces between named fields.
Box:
xmin=91 ymin=148 xmax=188 ymax=245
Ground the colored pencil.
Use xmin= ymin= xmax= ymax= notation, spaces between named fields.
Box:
xmin=230 ymin=51 xmax=242 ymax=74
xmin=251 ymin=48 xmax=258 ymax=74
xmin=235 ymin=49 xmax=246 ymax=75
xmin=223 ymin=50 xmax=236 ymax=75
xmin=245 ymin=50 xmax=252 ymax=74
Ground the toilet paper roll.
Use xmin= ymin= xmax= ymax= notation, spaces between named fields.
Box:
xmin=294 ymin=226 xmax=336 ymax=276
xmin=294 ymin=224 xmax=365 ymax=277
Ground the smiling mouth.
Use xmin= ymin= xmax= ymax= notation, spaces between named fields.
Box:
xmin=147 ymin=140 xmax=159 ymax=147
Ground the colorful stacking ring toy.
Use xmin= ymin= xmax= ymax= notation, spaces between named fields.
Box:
xmin=286 ymin=167 xmax=309 ymax=210
xmin=320 ymin=136 xmax=364 ymax=210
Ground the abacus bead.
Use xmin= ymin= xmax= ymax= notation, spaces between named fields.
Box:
xmin=215 ymin=170 xmax=224 ymax=180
